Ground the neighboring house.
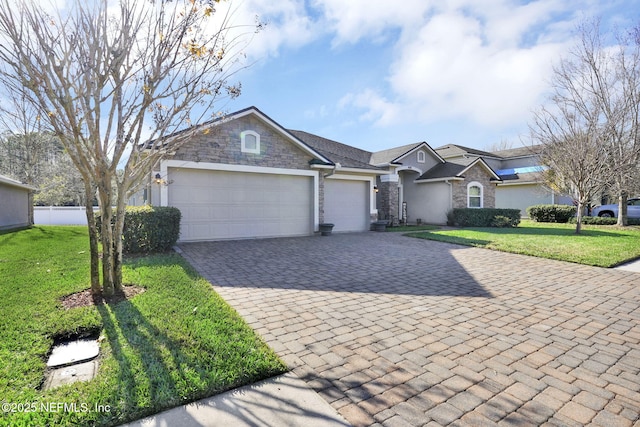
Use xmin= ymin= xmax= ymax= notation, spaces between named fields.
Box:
xmin=0 ymin=174 xmax=35 ymax=231
xmin=434 ymin=144 xmax=572 ymax=218
xmin=372 ymin=143 xmax=502 ymax=224
xmin=138 ymin=107 xmax=570 ymax=241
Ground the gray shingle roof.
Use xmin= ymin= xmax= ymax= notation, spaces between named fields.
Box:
xmin=416 ymin=163 xmax=467 ymax=180
xmin=491 ymin=145 xmax=542 ymax=159
xmin=370 ymin=143 xmax=424 ymax=165
xmin=288 ymin=130 xmax=384 ymax=171
xmin=417 ymin=158 xmax=502 ymax=182
xmin=498 ymin=171 xmax=544 ymax=184
xmin=435 ymin=144 xmax=497 ymax=159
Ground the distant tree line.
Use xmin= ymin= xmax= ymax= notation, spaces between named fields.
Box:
xmin=0 ymin=131 xmax=88 ymax=206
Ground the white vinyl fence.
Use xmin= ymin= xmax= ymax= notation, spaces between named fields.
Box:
xmin=34 ymin=206 xmax=99 ymax=225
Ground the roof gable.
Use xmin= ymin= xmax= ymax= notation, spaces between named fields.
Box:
xmin=150 ymin=106 xmax=333 ymax=165
xmin=459 ymin=158 xmax=501 ymax=180
xmin=416 ymin=157 xmax=501 ymax=182
xmin=222 ymin=107 xmax=332 ymax=164
xmin=372 ymin=141 xmax=444 ymax=166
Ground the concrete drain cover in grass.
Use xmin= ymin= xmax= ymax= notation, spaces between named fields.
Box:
xmin=47 ymin=339 xmax=99 ymax=367
xmin=44 ymin=339 xmax=100 ymax=390
xmin=43 ymin=360 xmax=99 ymax=390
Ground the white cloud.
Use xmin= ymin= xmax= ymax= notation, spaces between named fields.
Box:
xmin=330 ymin=0 xmax=579 ymax=129
xmin=224 ymin=0 xmax=320 ymax=60
xmin=312 ymin=0 xmax=433 ymax=44
xmin=339 ymin=89 xmax=401 ymax=126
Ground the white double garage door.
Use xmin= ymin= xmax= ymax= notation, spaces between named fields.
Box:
xmin=168 ymin=167 xmax=371 ymax=241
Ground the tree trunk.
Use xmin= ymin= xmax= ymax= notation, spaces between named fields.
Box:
xmin=112 ymin=190 xmax=127 ymax=292
xmin=98 ymin=179 xmax=115 ymax=296
xmin=83 ymin=181 xmax=101 ymax=295
xmin=617 ymin=193 xmax=628 ymax=226
xmin=575 ymin=201 xmax=583 ymax=234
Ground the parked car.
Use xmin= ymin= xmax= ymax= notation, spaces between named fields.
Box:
xmin=591 ymin=198 xmax=640 ymax=218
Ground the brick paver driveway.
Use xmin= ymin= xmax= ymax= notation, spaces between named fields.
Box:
xmin=178 ymin=232 xmax=640 ymax=426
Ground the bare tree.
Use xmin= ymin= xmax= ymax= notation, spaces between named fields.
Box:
xmin=530 ymin=19 xmax=640 ymax=232
xmin=531 ymin=110 xmax=608 ymax=234
xmin=0 ymin=0 xmax=257 ymax=295
xmin=577 ymin=21 xmax=640 ymax=226
xmin=488 ymin=139 xmax=515 ymax=153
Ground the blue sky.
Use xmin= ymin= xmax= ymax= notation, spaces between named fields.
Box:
xmin=220 ymin=0 xmax=639 ymax=153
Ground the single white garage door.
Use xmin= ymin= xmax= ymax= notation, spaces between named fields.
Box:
xmin=324 ymin=179 xmax=369 ymax=232
xmin=169 ymin=168 xmax=314 ymax=241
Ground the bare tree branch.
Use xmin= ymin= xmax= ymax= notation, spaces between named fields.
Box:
xmin=0 ymin=0 xmax=259 ymax=295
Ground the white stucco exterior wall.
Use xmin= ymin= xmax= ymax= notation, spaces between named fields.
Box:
xmin=403 ymin=179 xmax=450 ymax=224
xmin=496 ymin=184 xmax=553 ymax=217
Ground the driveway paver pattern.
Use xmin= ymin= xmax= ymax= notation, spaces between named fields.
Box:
xmin=178 ymin=232 xmax=640 ymax=426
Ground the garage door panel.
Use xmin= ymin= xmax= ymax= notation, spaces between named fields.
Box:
xmin=169 ymin=169 xmax=313 ymax=241
xmin=324 ymin=179 xmax=369 ymax=232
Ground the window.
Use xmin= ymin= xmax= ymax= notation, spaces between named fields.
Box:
xmin=417 ymin=150 xmax=426 ymax=163
xmin=241 ymin=130 xmax=260 ymax=154
xmin=467 ymin=182 xmax=483 ymax=208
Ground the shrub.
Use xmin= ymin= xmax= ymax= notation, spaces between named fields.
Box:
xmin=96 ymin=206 xmax=181 ymax=253
xmin=570 ymin=216 xmax=640 ymax=226
xmin=446 ymin=210 xmax=456 ymax=226
xmin=491 ymin=215 xmax=517 ymax=228
xmin=448 ymin=208 xmax=521 ymax=227
xmin=527 ymin=204 xmax=576 ymax=223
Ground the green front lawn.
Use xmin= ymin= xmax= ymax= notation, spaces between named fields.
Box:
xmin=409 ymin=220 xmax=640 ymax=267
xmin=0 ymin=226 xmax=286 ymax=426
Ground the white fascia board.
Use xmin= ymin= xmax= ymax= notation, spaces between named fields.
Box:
xmin=415 ymin=177 xmax=464 ymax=184
xmin=333 ymin=167 xmax=389 ymax=175
xmin=380 ymin=174 xmax=399 ymax=183
xmin=163 ymin=159 xmax=317 ymax=177
xmin=312 ymin=164 xmax=388 ymax=175
xmin=496 ymin=181 xmax=542 ymax=187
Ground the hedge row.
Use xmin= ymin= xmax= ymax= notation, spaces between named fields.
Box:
xmin=569 ymin=216 xmax=640 ymax=226
xmin=527 ymin=204 xmax=577 ymax=223
xmin=447 ymin=208 xmax=521 ymax=227
xmin=95 ymin=206 xmax=181 ymax=253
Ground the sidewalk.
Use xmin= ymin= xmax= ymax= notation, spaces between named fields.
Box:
xmin=120 ymin=372 xmax=350 ymax=427
xmin=615 ymin=257 xmax=640 ymax=272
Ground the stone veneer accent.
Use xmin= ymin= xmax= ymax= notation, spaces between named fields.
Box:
xmin=451 ymin=164 xmax=496 ymax=209
xmin=171 ymin=115 xmax=314 ymax=170
xmin=376 ymin=178 xmax=399 ymax=222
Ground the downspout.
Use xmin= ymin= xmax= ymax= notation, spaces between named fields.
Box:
xmin=323 ymin=163 xmax=341 ymax=178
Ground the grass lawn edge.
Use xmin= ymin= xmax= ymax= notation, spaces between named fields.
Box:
xmin=404 ymin=221 xmax=640 ymax=268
